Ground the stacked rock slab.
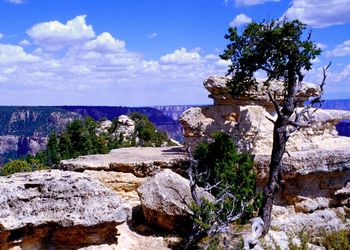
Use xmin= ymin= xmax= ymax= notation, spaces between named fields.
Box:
xmin=180 ymin=76 xmax=350 ymax=234
xmin=0 ymin=170 xmax=131 ymax=249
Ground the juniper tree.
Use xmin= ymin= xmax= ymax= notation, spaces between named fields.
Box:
xmin=220 ymin=19 xmax=329 ymax=235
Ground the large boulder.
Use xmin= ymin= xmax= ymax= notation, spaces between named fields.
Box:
xmin=0 ymin=170 xmax=131 ymax=249
xmin=137 ymin=169 xmax=213 ymax=232
xmin=60 ymin=146 xmax=189 ymax=177
xmin=204 ymin=75 xmax=320 ymax=106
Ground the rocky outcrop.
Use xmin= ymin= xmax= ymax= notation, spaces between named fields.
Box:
xmin=0 ymin=108 xmax=80 ymax=163
xmin=60 ymin=146 xmax=188 ymax=177
xmin=0 ymin=169 xmax=131 ymax=249
xmin=180 ymin=75 xmax=350 ymax=237
xmin=137 ymin=169 xmax=213 ymax=232
xmin=204 ymin=76 xmax=320 ymax=106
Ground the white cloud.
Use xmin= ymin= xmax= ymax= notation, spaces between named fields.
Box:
xmin=284 ymin=0 xmax=350 ymax=28
xmin=0 ymin=16 xmax=231 ymax=105
xmin=334 ymin=64 xmax=350 ymax=82
xmin=235 ymin=0 xmax=279 ymax=6
xmin=160 ymin=48 xmax=201 ymax=64
xmin=0 ymin=75 xmax=7 ymax=82
xmin=19 ymin=39 xmax=30 ymax=46
xmin=327 ymin=40 xmax=350 ymax=57
xmin=5 ymin=0 xmax=25 ymax=4
xmin=316 ymin=43 xmax=327 ymax=50
xmin=0 ymin=33 xmax=3 ymax=39
xmin=27 ymin=15 xmax=96 ymax=49
xmin=230 ymin=14 xmax=252 ymax=27
xmin=0 ymin=44 xmax=39 ymax=64
xmin=147 ymin=32 xmax=157 ymax=39
xmin=83 ymin=32 xmax=125 ymax=52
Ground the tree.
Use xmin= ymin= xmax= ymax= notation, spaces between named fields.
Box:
xmin=47 ymin=132 xmax=60 ymax=165
xmin=0 ymin=160 xmax=32 ymax=176
xmin=186 ymin=132 xmax=261 ymax=248
xmin=220 ymin=19 xmax=329 ymax=235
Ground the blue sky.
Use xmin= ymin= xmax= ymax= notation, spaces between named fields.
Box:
xmin=0 ymin=0 xmax=350 ymax=106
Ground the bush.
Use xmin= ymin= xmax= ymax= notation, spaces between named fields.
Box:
xmin=186 ymin=132 xmax=261 ymax=248
xmin=0 ymin=160 xmax=33 ymax=176
xmin=320 ymin=230 xmax=350 ymax=250
xmin=194 ymin=132 xmax=261 ymax=221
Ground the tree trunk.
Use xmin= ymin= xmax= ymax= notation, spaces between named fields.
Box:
xmin=260 ymin=71 xmax=298 ymax=236
xmin=259 ymin=115 xmax=288 ymax=235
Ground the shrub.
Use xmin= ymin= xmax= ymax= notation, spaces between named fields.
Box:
xmin=0 ymin=160 xmax=32 ymax=176
xmin=186 ymin=132 xmax=261 ymax=248
xmin=194 ymin=132 xmax=261 ymax=221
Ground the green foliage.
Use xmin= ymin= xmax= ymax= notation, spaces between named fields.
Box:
xmin=194 ymin=132 xmax=261 ymax=221
xmin=319 ymin=230 xmax=350 ymax=250
xmin=288 ymin=230 xmax=310 ymax=250
xmin=47 ymin=132 xmax=60 ymax=165
xmin=129 ymin=112 xmax=169 ymax=147
xmin=220 ymin=19 xmax=321 ymax=96
xmin=0 ymin=160 xmax=32 ymax=176
xmin=0 ymin=158 xmax=48 ymax=176
xmin=190 ymin=198 xmax=217 ymax=231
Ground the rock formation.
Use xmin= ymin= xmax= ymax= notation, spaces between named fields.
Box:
xmin=180 ymin=76 xmax=350 ymax=236
xmin=0 ymin=169 xmax=131 ymax=249
xmin=60 ymin=146 xmax=188 ymax=177
xmin=137 ymin=169 xmax=213 ymax=232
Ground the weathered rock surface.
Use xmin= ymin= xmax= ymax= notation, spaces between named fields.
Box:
xmin=60 ymin=146 xmax=188 ymax=177
xmin=271 ymin=205 xmax=350 ymax=234
xmin=180 ymin=75 xmax=350 ymax=239
xmin=0 ymin=170 xmax=131 ymax=249
xmin=181 ymin=76 xmax=350 ymax=154
xmin=85 ymin=170 xmax=146 ymax=207
xmin=204 ymin=76 xmax=320 ymax=106
xmin=137 ymin=169 xmax=213 ymax=232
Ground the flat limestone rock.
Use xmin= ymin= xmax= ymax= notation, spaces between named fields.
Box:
xmin=204 ymin=76 xmax=320 ymax=106
xmin=60 ymin=146 xmax=189 ymax=177
xmin=0 ymin=170 xmax=131 ymax=249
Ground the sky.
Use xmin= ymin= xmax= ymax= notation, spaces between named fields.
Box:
xmin=0 ymin=0 xmax=350 ymax=106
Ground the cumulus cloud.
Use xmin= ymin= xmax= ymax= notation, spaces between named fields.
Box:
xmin=327 ymin=40 xmax=350 ymax=57
xmin=147 ymin=32 xmax=157 ymax=39
xmin=19 ymin=39 xmax=30 ymax=46
xmin=27 ymin=15 xmax=96 ymax=49
xmin=284 ymin=0 xmax=350 ymax=28
xmin=234 ymin=0 xmax=279 ymax=6
xmin=5 ymin=0 xmax=25 ymax=4
xmin=0 ymin=44 xmax=39 ymax=64
xmin=83 ymin=32 xmax=125 ymax=52
xmin=0 ymin=16 xmax=231 ymax=105
xmin=230 ymin=14 xmax=252 ymax=27
xmin=160 ymin=48 xmax=201 ymax=64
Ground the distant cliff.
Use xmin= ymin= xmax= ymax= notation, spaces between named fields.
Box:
xmin=58 ymin=106 xmax=192 ymax=142
xmin=0 ymin=105 xmax=194 ymax=164
xmin=322 ymin=100 xmax=350 ymax=136
xmin=0 ymin=107 xmax=80 ymax=163
xmin=1 ymin=101 xmax=348 ymax=164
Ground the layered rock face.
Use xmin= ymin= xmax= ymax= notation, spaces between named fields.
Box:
xmin=58 ymin=147 xmax=189 ymax=249
xmin=0 ymin=170 xmax=131 ymax=249
xmin=60 ymin=146 xmax=188 ymax=177
xmin=180 ymin=76 xmax=350 ymax=234
xmin=0 ymin=108 xmax=80 ymax=163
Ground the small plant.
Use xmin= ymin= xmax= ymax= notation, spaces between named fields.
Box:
xmin=0 ymin=158 xmax=48 ymax=176
xmin=319 ymin=230 xmax=350 ymax=250
xmin=185 ymin=132 xmax=261 ymax=248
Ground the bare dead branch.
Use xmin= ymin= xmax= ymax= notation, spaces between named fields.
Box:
xmin=267 ymin=91 xmax=281 ymax=116
xmin=265 ymin=116 xmax=275 ymax=124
